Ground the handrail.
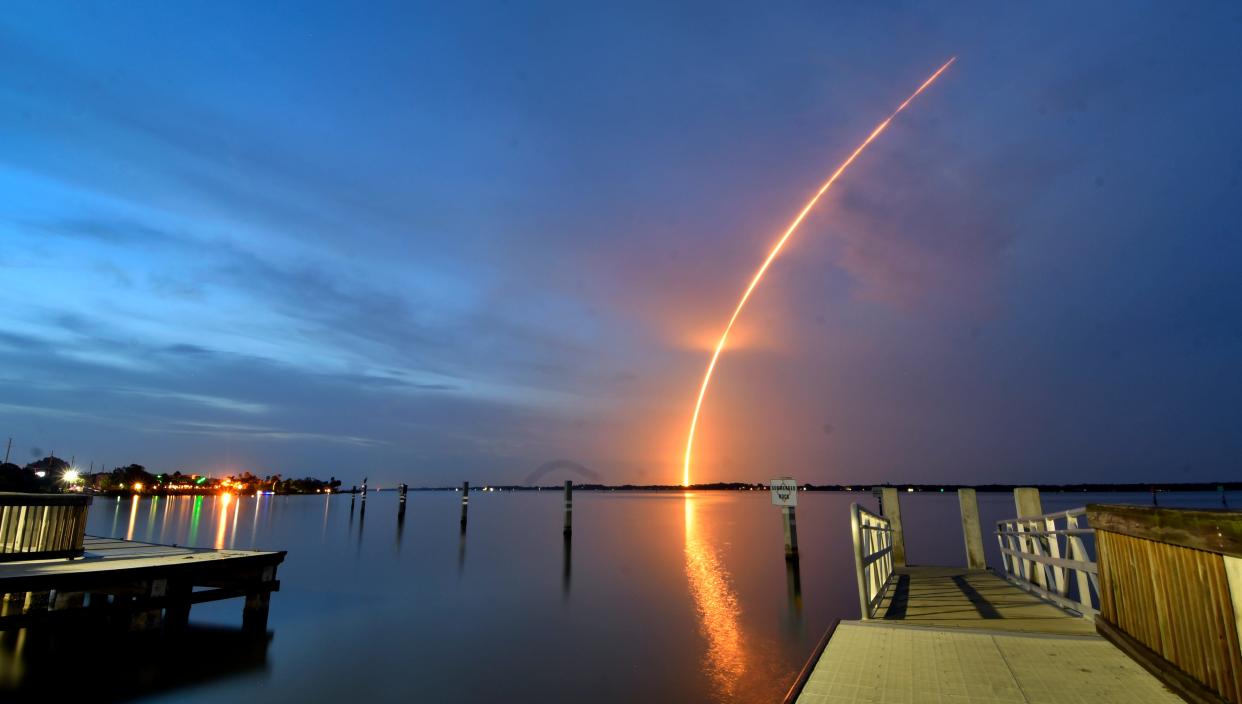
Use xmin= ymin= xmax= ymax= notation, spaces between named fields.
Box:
xmin=0 ymin=493 xmax=92 ymax=562
xmin=850 ymin=503 xmax=894 ymax=619
xmin=995 ymin=506 xmax=1098 ymax=616
xmin=0 ymin=493 xmax=93 ymax=507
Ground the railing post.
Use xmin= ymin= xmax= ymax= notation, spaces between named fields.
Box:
xmin=850 ymin=504 xmax=870 ymax=619
xmin=1044 ymin=513 xmax=1068 ymax=596
xmin=878 ymin=487 xmax=906 ymax=567
xmin=958 ymin=488 xmax=986 ymax=570
xmin=1066 ymin=512 xmax=1092 ymax=612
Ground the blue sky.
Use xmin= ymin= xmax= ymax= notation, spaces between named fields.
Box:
xmin=2 ymin=2 xmax=1240 ymax=485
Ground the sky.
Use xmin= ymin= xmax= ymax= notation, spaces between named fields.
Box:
xmin=2 ymin=2 xmax=1240 ymax=486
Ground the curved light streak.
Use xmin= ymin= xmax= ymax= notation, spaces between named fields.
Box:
xmin=682 ymin=58 xmax=956 ymax=486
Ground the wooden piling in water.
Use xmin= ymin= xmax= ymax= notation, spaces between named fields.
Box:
xmin=878 ymin=487 xmax=906 ymax=567
xmin=563 ymin=480 xmax=573 ymax=536
xmin=958 ymin=488 xmax=986 ymax=570
xmin=460 ymin=481 xmax=469 ymax=529
xmin=1013 ymin=487 xmax=1045 ymax=588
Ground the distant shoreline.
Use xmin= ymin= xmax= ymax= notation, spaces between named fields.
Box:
xmin=79 ymin=480 xmax=1239 ymax=498
xmin=331 ymin=481 xmax=1240 ymax=493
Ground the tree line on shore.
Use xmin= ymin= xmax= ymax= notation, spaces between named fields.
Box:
xmin=0 ymin=455 xmax=342 ymax=495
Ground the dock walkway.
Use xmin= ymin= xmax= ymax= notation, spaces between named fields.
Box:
xmin=795 ymin=566 xmax=1180 ymax=703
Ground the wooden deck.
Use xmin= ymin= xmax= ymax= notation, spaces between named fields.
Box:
xmin=0 ymin=535 xmax=285 ymax=632
xmin=793 ymin=566 xmax=1181 ymax=703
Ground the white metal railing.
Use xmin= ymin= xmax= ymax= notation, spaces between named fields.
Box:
xmin=996 ymin=506 xmax=1098 ymax=616
xmin=850 ymin=502 xmax=894 ymax=619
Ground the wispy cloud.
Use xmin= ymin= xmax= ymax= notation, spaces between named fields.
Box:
xmin=164 ymin=421 xmax=386 ymax=448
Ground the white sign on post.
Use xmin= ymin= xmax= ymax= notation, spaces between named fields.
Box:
xmin=770 ymin=478 xmax=798 ymax=507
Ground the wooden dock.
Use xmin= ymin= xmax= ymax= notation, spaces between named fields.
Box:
xmin=792 ymin=566 xmax=1179 ymax=703
xmin=1 ymin=494 xmax=285 ymax=634
xmin=787 ymin=491 xmax=1242 ymax=704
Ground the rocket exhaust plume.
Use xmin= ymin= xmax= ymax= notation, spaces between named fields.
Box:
xmin=681 ymin=58 xmax=955 ymax=487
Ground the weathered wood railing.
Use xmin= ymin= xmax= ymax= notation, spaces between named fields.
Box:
xmin=850 ymin=503 xmax=894 ymax=619
xmin=0 ymin=493 xmax=92 ymax=562
xmin=996 ymin=506 xmax=1099 ymax=616
xmin=1089 ymin=504 xmax=1242 ymax=704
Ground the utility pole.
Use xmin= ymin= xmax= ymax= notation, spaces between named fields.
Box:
xmin=3 ymin=437 xmax=10 ymax=464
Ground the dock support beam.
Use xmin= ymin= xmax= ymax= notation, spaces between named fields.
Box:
xmin=783 ymin=506 xmax=799 ymax=561
xmin=242 ymin=566 xmax=276 ymax=633
xmin=563 ymin=480 xmax=573 ymax=537
xmin=878 ymin=487 xmax=906 ymax=567
xmin=958 ymin=488 xmax=986 ymax=570
xmin=460 ymin=481 xmax=469 ymax=531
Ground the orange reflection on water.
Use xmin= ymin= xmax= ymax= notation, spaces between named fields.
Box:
xmin=215 ymin=493 xmax=233 ymax=549
xmin=683 ymin=494 xmax=745 ymax=698
xmin=125 ymin=495 xmax=140 ymax=540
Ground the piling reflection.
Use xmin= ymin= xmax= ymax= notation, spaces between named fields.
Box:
xmin=562 ymin=534 xmax=572 ymax=601
xmin=683 ymin=494 xmax=746 ymax=699
xmin=1 ymin=625 xmax=271 ymax=701
xmin=786 ymin=557 xmax=803 ymax=613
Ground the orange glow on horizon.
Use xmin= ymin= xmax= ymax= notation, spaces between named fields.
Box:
xmin=682 ymin=58 xmax=956 ymax=486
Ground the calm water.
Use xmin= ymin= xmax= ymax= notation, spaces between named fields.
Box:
xmin=39 ymin=489 xmax=1240 ymax=702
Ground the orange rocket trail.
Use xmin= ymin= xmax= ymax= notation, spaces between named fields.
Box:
xmin=682 ymin=58 xmax=955 ymax=487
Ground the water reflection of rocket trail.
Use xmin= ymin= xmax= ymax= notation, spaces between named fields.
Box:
xmin=683 ymin=495 xmax=746 ymax=699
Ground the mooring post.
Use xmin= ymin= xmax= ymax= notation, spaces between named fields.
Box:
xmin=958 ymin=488 xmax=986 ymax=570
xmin=1013 ymin=487 xmax=1045 ymax=587
xmin=563 ymin=480 xmax=573 ymax=536
xmin=399 ymin=483 xmax=408 ymax=504
xmin=782 ymin=506 xmax=799 ymax=560
xmin=1013 ymin=486 xmax=1043 ymax=517
xmin=878 ymin=487 xmax=906 ymax=567
xmin=460 ymin=481 xmax=469 ymax=530
xmin=361 ymin=477 xmax=368 ymax=502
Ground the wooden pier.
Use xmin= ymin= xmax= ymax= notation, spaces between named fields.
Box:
xmin=0 ymin=493 xmax=285 ymax=634
xmin=788 ymin=491 xmax=1242 ymax=704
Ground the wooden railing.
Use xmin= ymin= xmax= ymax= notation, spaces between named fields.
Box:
xmin=1089 ymin=504 xmax=1242 ymax=704
xmin=0 ymin=493 xmax=92 ymax=562
xmin=996 ymin=507 xmax=1099 ymax=616
xmin=850 ymin=503 xmax=894 ymax=619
